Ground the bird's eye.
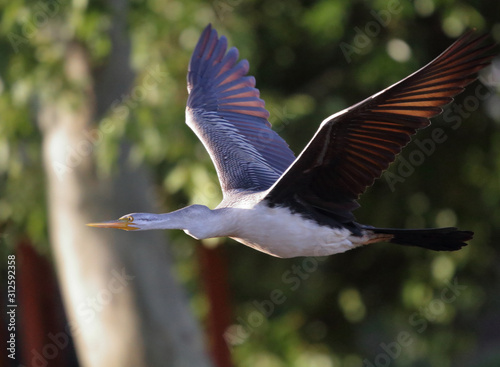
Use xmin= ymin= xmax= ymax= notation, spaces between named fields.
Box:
xmin=120 ymin=215 xmax=133 ymax=222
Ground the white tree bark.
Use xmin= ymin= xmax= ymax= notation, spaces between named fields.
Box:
xmin=37 ymin=1 xmax=213 ymax=366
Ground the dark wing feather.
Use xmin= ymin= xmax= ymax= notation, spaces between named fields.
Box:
xmin=265 ymin=30 xmax=496 ymax=221
xmin=186 ymin=25 xmax=296 ymax=195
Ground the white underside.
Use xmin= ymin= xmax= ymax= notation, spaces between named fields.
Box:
xmin=224 ymin=203 xmax=374 ymax=258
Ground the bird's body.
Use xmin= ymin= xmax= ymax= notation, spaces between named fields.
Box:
xmin=88 ymin=25 xmax=496 ymax=258
xmin=225 ymin=203 xmax=358 ymax=258
xmin=220 ymin=200 xmax=368 ymax=258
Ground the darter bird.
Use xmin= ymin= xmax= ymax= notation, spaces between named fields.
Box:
xmin=88 ymin=25 xmax=495 ymax=258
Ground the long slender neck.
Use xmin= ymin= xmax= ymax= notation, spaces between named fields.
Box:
xmin=154 ymin=205 xmax=235 ymax=240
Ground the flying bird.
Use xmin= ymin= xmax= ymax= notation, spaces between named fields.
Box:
xmin=88 ymin=25 xmax=495 ymax=258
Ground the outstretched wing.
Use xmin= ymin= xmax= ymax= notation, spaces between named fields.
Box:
xmin=186 ymin=25 xmax=296 ymax=196
xmin=265 ymin=30 xmax=495 ymax=221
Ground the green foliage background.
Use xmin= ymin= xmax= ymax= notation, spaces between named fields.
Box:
xmin=1 ymin=0 xmax=500 ymax=366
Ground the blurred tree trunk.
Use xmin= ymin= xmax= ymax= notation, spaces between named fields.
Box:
xmin=37 ymin=0 xmax=213 ymax=366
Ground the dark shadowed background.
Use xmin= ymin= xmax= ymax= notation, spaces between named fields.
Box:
xmin=1 ymin=0 xmax=499 ymax=367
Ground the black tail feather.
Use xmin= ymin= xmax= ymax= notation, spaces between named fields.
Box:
xmin=370 ymin=227 xmax=473 ymax=251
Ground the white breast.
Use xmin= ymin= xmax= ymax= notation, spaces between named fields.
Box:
xmin=229 ymin=203 xmax=369 ymax=258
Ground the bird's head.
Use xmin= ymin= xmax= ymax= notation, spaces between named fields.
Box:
xmin=87 ymin=205 xmax=213 ymax=234
xmin=87 ymin=213 xmax=152 ymax=231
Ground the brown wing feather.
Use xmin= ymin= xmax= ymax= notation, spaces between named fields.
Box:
xmin=265 ymin=30 xmax=496 ymax=220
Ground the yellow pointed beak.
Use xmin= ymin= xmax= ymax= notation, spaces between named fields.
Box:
xmin=87 ymin=218 xmax=139 ymax=231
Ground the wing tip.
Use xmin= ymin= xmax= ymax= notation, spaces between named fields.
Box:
xmin=188 ymin=26 xmax=276 ymax=124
